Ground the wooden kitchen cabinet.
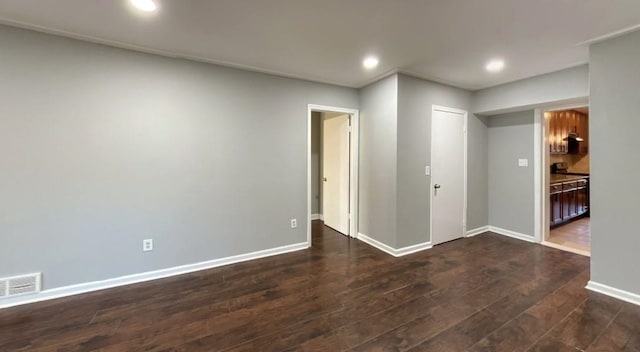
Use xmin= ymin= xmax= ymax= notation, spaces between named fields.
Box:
xmin=547 ymin=110 xmax=588 ymax=155
xmin=550 ymin=191 xmax=563 ymax=224
xmin=550 ymin=176 xmax=589 ymax=227
xmin=576 ymin=179 xmax=589 ymax=214
xmin=563 ymin=189 xmax=577 ymax=220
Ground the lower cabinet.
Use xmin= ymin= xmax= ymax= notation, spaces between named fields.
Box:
xmin=550 ymin=178 xmax=589 ymax=227
xmin=576 ymin=180 xmax=589 ymax=215
xmin=551 ymin=191 xmax=563 ymax=225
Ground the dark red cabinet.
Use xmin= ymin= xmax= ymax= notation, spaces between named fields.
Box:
xmin=550 ymin=177 xmax=589 ymax=227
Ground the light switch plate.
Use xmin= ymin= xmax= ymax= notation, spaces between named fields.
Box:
xmin=425 ymin=166 xmax=431 ymax=176
xmin=518 ymin=159 xmax=529 ymax=167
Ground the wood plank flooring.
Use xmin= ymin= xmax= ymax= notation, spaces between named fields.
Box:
xmin=548 ymin=217 xmax=591 ymax=253
xmin=1 ymin=220 xmax=638 ymax=351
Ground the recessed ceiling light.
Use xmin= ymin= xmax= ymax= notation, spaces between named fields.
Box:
xmin=486 ymin=59 xmax=505 ymax=73
xmin=130 ymin=0 xmax=157 ymax=12
xmin=363 ymin=56 xmax=379 ymax=69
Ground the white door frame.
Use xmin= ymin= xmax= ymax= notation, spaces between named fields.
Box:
xmin=307 ymin=104 xmax=360 ymax=246
xmin=429 ymin=105 xmax=468 ymax=244
xmin=533 ymin=102 xmax=589 ymax=244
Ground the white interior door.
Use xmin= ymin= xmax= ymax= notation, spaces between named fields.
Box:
xmin=431 ymin=107 xmax=466 ymax=245
xmin=322 ymin=114 xmax=350 ymax=235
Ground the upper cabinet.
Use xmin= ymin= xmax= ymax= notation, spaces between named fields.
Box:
xmin=547 ymin=110 xmax=589 ymax=155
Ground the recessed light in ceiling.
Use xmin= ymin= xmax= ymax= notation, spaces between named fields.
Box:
xmin=485 ymin=59 xmax=505 ymax=73
xmin=363 ymin=56 xmax=379 ymax=69
xmin=130 ymin=0 xmax=158 ymax=12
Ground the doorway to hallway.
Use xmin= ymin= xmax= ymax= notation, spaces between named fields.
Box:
xmin=307 ymin=105 xmax=359 ymax=245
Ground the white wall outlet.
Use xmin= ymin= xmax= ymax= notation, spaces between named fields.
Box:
xmin=425 ymin=165 xmax=431 ymax=176
xmin=143 ymin=239 xmax=153 ymax=252
xmin=290 ymin=219 xmax=297 ymax=229
xmin=518 ymin=158 xmax=529 ymax=167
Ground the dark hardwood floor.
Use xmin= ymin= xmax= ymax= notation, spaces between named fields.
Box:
xmin=2 ymin=221 xmax=639 ymax=351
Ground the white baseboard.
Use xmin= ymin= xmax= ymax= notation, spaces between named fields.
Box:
xmin=396 ymin=240 xmax=433 ymax=256
xmin=488 ymin=226 xmax=535 ymax=243
xmin=586 ymin=281 xmax=640 ymax=307
xmin=0 ymin=242 xmax=308 ymax=309
xmin=357 ymin=233 xmax=432 ymax=257
xmin=466 ymin=226 xmax=490 ymax=237
xmin=310 ymin=213 xmax=323 ymax=221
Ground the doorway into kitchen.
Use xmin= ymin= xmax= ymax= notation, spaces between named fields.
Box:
xmin=537 ymin=105 xmax=590 ymax=256
xmin=307 ymin=105 xmax=359 ymax=246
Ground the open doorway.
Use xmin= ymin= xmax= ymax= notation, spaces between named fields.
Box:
xmin=536 ymin=105 xmax=590 ymax=256
xmin=307 ymin=105 xmax=359 ymax=246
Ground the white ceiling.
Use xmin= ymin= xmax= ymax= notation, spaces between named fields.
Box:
xmin=0 ymin=0 xmax=639 ymax=90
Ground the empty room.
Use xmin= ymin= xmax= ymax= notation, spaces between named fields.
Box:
xmin=1 ymin=1 xmax=640 ymax=351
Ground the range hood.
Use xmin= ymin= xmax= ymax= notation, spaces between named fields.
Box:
xmin=563 ymin=132 xmax=584 ymax=142
xmin=563 ymin=126 xmax=584 ymax=142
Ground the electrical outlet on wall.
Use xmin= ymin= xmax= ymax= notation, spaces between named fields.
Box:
xmin=143 ymin=239 xmax=153 ymax=252
xmin=518 ymin=158 xmax=529 ymax=167
xmin=290 ymin=219 xmax=297 ymax=229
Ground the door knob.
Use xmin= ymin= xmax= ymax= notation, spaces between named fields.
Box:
xmin=323 ymin=178 xmax=327 ymax=182
xmin=434 ymin=184 xmax=441 ymax=189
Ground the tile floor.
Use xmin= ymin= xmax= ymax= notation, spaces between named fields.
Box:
xmin=548 ymin=217 xmax=590 ymax=253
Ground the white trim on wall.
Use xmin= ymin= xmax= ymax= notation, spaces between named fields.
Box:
xmin=357 ymin=233 xmax=432 ymax=257
xmin=466 ymin=226 xmax=490 ymax=237
xmin=0 ymin=242 xmax=308 ymax=309
xmin=586 ymin=281 xmax=640 ymax=307
xmin=534 ymin=109 xmax=543 ymax=243
xmin=310 ymin=213 xmax=323 ymax=221
xmin=488 ymin=226 xmax=536 ymax=243
xmin=307 ymin=104 xmax=359 ymax=246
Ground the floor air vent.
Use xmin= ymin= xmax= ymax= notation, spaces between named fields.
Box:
xmin=0 ymin=273 xmax=41 ymax=298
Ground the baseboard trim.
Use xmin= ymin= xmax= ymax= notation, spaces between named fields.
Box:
xmin=310 ymin=213 xmax=323 ymax=221
xmin=0 ymin=242 xmax=308 ymax=309
xmin=396 ymin=240 xmax=433 ymax=256
xmin=586 ymin=281 xmax=640 ymax=307
xmin=466 ymin=226 xmax=490 ymax=237
xmin=488 ymin=226 xmax=535 ymax=243
xmin=357 ymin=233 xmax=432 ymax=257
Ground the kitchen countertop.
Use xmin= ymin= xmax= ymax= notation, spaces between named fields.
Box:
xmin=550 ymin=174 xmax=589 ymax=184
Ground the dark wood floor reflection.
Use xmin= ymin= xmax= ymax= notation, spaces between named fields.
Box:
xmin=2 ymin=221 xmax=639 ymax=351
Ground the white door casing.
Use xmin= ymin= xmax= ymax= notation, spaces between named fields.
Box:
xmin=307 ymin=104 xmax=359 ymax=247
xmin=430 ymin=106 xmax=467 ymax=245
xmin=533 ymin=101 xmax=588 ymax=244
xmin=322 ymin=114 xmax=350 ymax=235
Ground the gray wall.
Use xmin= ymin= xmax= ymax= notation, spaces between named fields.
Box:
xmin=467 ymin=113 xmax=490 ymax=230
xmin=310 ymin=112 xmax=322 ymax=214
xmin=589 ymin=30 xmax=640 ymax=295
xmin=0 ymin=25 xmax=358 ymax=290
xmin=358 ymin=73 xmax=488 ymax=249
xmin=487 ymin=110 xmax=535 ymax=237
xmin=473 ymin=65 xmax=589 ymax=115
xmin=358 ymin=75 xmax=398 ymax=247
xmin=396 ymin=74 xmax=486 ymax=247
